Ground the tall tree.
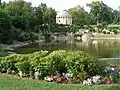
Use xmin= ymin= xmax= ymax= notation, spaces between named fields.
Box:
xmin=112 ymin=8 xmax=120 ymax=24
xmin=0 ymin=9 xmax=12 ymax=43
xmin=40 ymin=3 xmax=47 ymax=12
xmin=68 ymin=5 xmax=87 ymax=26
xmin=87 ymin=1 xmax=113 ymax=25
xmin=43 ymin=7 xmax=56 ymax=24
xmin=5 ymin=0 xmax=34 ymax=31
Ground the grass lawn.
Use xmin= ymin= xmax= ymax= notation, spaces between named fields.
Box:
xmin=0 ymin=75 xmax=119 ymax=90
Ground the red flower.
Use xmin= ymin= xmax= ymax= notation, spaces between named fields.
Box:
xmin=50 ymin=74 xmax=54 ymax=78
xmin=103 ymin=79 xmax=107 ymax=83
xmin=57 ymin=77 xmax=62 ymax=82
xmin=69 ymin=78 xmax=72 ymax=81
xmin=115 ymin=64 xmax=119 ymax=67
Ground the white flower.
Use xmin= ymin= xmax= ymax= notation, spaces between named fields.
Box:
xmin=83 ymin=78 xmax=92 ymax=85
xmin=111 ymin=67 xmax=115 ymax=71
xmin=44 ymin=76 xmax=53 ymax=82
xmin=92 ymin=75 xmax=101 ymax=84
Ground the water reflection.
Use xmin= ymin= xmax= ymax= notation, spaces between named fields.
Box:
xmin=14 ymin=39 xmax=120 ymax=58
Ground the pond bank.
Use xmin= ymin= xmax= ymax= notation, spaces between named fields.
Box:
xmin=7 ymin=34 xmax=120 ymax=49
xmin=8 ymin=40 xmax=44 ymax=48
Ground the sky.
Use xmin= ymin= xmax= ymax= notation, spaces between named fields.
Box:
xmin=2 ymin=0 xmax=120 ymax=11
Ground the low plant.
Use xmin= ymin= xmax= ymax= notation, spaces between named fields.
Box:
xmin=0 ymin=50 xmax=108 ymax=82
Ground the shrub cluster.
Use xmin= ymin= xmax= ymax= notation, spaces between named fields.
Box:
xmin=0 ymin=50 xmax=106 ymax=81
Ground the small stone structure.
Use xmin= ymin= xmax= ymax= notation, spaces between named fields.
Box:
xmin=56 ymin=10 xmax=72 ymax=25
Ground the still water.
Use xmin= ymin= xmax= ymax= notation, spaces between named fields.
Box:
xmin=14 ymin=39 xmax=120 ymax=58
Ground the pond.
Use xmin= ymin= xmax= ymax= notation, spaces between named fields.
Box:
xmin=13 ymin=39 xmax=120 ymax=59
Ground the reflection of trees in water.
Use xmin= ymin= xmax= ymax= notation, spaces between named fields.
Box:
xmin=92 ymin=40 xmax=99 ymax=53
xmin=93 ymin=40 xmax=120 ymax=58
xmin=74 ymin=39 xmax=92 ymax=48
xmin=73 ymin=39 xmax=97 ymax=57
xmin=73 ymin=40 xmax=120 ymax=58
xmin=15 ymin=39 xmax=120 ymax=58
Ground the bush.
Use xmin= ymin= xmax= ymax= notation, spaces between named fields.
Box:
xmin=45 ymin=50 xmax=67 ymax=74
xmin=18 ymin=31 xmax=38 ymax=42
xmin=0 ymin=50 xmax=107 ymax=81
xmin=65 ymin=51 xmax=106 ymax=80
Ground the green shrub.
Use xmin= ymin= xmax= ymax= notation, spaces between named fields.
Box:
xmin=65 ymin=51 xmax=106 ymax=81
xmin=0 ymin=50 xmax=107 ymax=81
xmin=18 ymin=32 xmax=38 ymax=42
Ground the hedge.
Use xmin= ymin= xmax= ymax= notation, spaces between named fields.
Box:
xmin=0 ymin=50 xmax=106 ymax=81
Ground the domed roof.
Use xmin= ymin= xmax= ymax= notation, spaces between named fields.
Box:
xmin=56 ymin=10 xmax=72 ymax=18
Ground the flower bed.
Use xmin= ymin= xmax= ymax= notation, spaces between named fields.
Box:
xmin=0 ymin=50 xmax=119 ymax=85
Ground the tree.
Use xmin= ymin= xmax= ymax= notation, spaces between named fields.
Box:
xmin=39 ymin=3 xmax=47 ymax=12
xmin=84 ymin=12 xmax=96 ymax=25
xmin=0 ymin=0 xmax=40 ymax=43
xmin=5 ymin=0 xmax=35 ymax=31
xmin=112 ymin=9 xmax=120 ymax=24
xmin=0 ymin=10 xmax=12 ymax=43
xmin=68 ymin=5 xmax=87 ymax=26
xmin=43 ymin=7 xmax=56 ymax=24
xmin=0 ymin=1 xmax=70 ymax=44
xmin=87 ymin=1 xmax=113 ymax=25
xmin=33 ymin=3 xmax=56 ymax=33
xmin=34 ymin=6 xmax=43 ymax=25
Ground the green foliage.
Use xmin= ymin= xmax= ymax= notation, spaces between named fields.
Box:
xmin=112 ymin=10 xmax=120 ymax=24
xmin=87 ymin=1 xmax=113 ymax=25
xmin=1 ymin=0 xmax=120 ymax=44
xmin=65 ymin=51 xmax=106 ymax=80
xmin=17 ymin=31 xmax=38 ymax=42
xmin=0 ymin=50 xmax=106 ymax=81
xmin=0 ymin=1 xmax=56 ymax=44
xmin=0 ymin=9 xmax=12 ymax=43
xmin=46 ymin=50 xmax=67 ymax=73
xmin=68 ymin=5 xmax=87 ymax=26
xmin=43 ymin=7 xmax=56 ymax=24
xmin=111 ymin=72 xmax=119 ymax=83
